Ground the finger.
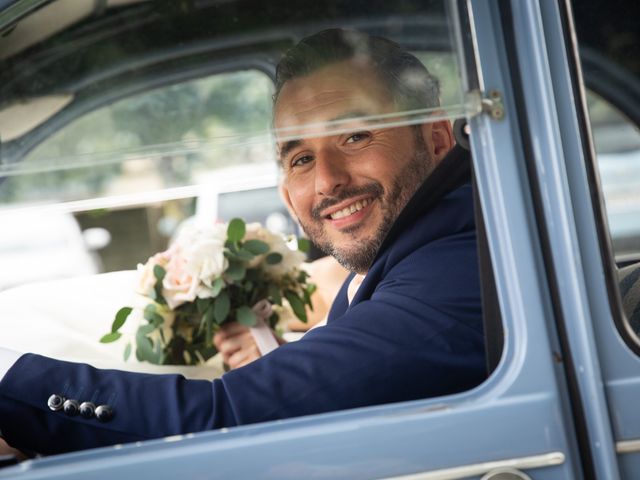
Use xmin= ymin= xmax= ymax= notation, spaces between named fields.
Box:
xmin=213 ymin=322 xmax=250 ymax=348
xmin=217 ymin=331 xmax=256 ymax=362
xmin=228 ymin=344 xmax=261 ymax=369
xmin=217 ymin=337 xmax=243 ymax=357
xmin=219 ymin=321 xmax=250 ymax=336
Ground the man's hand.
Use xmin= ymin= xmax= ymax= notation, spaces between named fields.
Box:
xmin=0 ymin=437 xmax=27 ymax=462
xmin=213 ymin=322 xmax=263 ymax=369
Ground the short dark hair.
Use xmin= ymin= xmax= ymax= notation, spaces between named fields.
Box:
xmin=274 ymin=28 xmax=441 ymax=111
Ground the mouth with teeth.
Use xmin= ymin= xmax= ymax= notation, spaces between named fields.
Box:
xmin=328 ymin=198 xmax=372 ymax=220
xmin=321 ymin=197 xmax=376 ymax=230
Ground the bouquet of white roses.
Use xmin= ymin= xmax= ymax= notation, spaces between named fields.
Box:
xmin=101 ymin=218 xmax=315 ymax=366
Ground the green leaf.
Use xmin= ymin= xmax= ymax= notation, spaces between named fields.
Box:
xmin=268 ymin=312 xmax=279 ymax=329
xmin=227 ymin=218 xmax=246 ymax=243
xmin=303 ymin=288 xmax=314 ymax=311
xmin=245 ymin=268 xmax=260 ymax=282
xmin=144 ymin=303 xmax=156 ymax=314
xmin=143 ymin=304 xmax=164 ymax=326
xmin=153 ymin=264 xmax=166 ymax=282
xmin=153 ymin=340 xmax=164 ymax=364
xmin=152 ymin=313 xmax=165 ymax=326
xmin=111 ymin=307 xmax=132 ymax=333
xmin=297 ymin=237 xmax=311 ymax=253
xmin=151 ymin=266 xmax=167 ymax=305
xmin=136 ymin=329 xmax=156 ymax=364
xmin=199 ymin=346 xmax=218 ymax=361
xmin=236 ymin=305 xmax=257 ymax=327
xmin=210 ymin=277 xmax=224 ymax=297
xmin=266 ymin=252 xmax=283 ymax=265
xmin=235 ymin=248 xmax=256 ymax=261
xmin=124 ymin=343 xmax=132 ymax=361
xmin=285 ymin=291 xmax=307 ymax=323
xmin=138 ymin=323 xmax=157 ymax=336
xmin=199 ymin=305 xmax=215 ymax=334
xmin=206 ymin=311 xmax=213 ymax=344
xmin=306 ymin=282 xmax=317 ymax=296
xmin=243 ymin=239 xmax=270 ymax=255
xmin=214 ymin=291 xmax=230 ymax=324
xmin=226 ymin=261 xmax=246 ymax=281
xmin=297 ymin=270 xmax=310 ymax=283
xmin=196 ymin=298 xmax=210 ymax=314
xmin=268 ymin=283 xmax=282 ymax=305
xmin=100 ymin=332 xmax=122 ymax=343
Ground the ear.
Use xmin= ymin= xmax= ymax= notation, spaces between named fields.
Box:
xmin=419 ymin=119 xmax=455 ymax=163
xmin=278 ymin=182 xmax=299 ymax=224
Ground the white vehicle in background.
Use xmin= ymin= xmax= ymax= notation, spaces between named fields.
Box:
xmin=0 ymin=209 xmax=110 ymax=291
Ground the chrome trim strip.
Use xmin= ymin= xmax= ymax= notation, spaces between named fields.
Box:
xmin=378 ymin=452 xmax=565 ymax=480
xmin=616 ymin=440 xmax=640 ymax=454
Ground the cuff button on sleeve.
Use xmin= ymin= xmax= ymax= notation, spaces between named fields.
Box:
xmin=47 ymin=394 xmax=65 ymax=411
xmin=79 ymin=401 xmax=96 ymax=419
xmin=95 ymin=405 xmax=113 ymax=422
xmin=63 ymin=399 xmax=79 ymax=416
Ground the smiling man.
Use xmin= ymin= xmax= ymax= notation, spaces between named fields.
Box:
xmin=0 ymin=29 xmax=486 ymax=456
xmin=275 ymin=58 xmax=447 ymax=274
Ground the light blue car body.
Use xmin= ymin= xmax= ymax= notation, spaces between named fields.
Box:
xmin=1 ymin=0 xmax=638 ymax=478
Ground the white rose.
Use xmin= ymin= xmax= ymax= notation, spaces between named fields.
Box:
xmin=182 ymin=224 xmax=228 ymax=289
xmin=162 ymin=223 xmax=228 ymax=308
xmin=266 ymin=237 xmax=306 ymax=278
xmin=245 ymin=223 xmax=305 ymax=278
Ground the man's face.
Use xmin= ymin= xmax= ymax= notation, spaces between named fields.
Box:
xmin=275 ymin=60 xmax=451 ymax=273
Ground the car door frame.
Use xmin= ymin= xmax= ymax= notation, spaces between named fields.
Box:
xmin=0 ymin=0 xmax=615 ymax=478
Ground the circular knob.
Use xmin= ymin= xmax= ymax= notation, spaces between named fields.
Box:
xmin=63 ymin=399 xmax=79 ymax=416
xmin=95 ymin=404 xmax=113 ymax=422
xmin=79 ymin=401 xmax=96 ymax=419
xmin=47 ymin=394 xmax=65 ymax=411
xmin=481 ymin=468 xmax=532 ymax=480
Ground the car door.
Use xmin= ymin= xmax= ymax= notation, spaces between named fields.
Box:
xmin=565 ymin=1 xmax=640 ymax=478
xmin=0 ymin=0 xmax=608 ymax=478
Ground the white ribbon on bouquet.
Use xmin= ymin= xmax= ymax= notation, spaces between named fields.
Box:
xmin=249 ymin=299 xmax=279 ymax=355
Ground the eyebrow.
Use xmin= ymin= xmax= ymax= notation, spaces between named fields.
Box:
xmin=278 ymin=139 xmax=302 ymax=164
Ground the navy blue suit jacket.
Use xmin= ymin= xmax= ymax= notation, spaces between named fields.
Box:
xmin=0 ymin=148 xmax=486 ymax=455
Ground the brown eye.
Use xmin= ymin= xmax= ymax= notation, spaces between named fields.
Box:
xmin=291 ymin=155 xmax=314 ymax=168
xmin=345 ymin=132 xmax=370 ymax=144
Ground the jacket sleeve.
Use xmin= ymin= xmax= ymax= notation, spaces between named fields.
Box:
xmin=0 ymin=354 xmax=237 ymax=455
xmin=0 ymin=233 xmax=485 ymax=456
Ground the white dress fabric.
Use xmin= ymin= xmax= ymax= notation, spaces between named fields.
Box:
xmin=0 ymin=271 xmax=224 ymax=380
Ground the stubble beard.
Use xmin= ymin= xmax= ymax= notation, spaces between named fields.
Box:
xmin=298 ymin=129 xmax=434 ymax=273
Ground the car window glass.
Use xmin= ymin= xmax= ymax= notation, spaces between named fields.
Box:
xmin=572 ymin=0 xmax=640 ymax=346
xmin=0 ymin=0 xmax=488 ymax=441
xmin=587 ymin=91 xmax=640 ymax=261
xmin=0 ymin=0 xmax=475 ymax=286
xmin=1 ymin=69 xmax=275 ymax=206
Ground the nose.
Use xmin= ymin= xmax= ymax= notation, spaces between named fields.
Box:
xmin=314 ymin=148 xmax=350 ymax=196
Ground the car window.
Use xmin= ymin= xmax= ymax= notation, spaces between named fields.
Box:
xmin=586 ymin=91 xmax=640 ymax=261
xmin=2 ymin=69 xmax=275 ymax=205
xmin=0 ymin=2 xmax=475 ymax=285
xmin=0 ymin=0 xmax=488 ymax=448
xmin=1 ymin=68 xmax=276 ymax=276
xmin=572 ymin=1 xmax=640 ymax=346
